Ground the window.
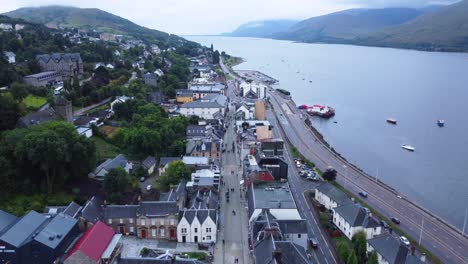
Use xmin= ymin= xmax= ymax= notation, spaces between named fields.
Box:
xmin=130 ymin=226 xmax=134 ymax=233
xmin=170 ymin=219 xmax=175 ymax=225
xmin=160 ymin=227 xmax=165 ymax=237
xmin=194 ymin=228 xmax=198 ymax=233
xmin=182 ymin=228 xmax=187 ymax=233
xmin=206 ymin=227 xmax=212 ymax=233
xmin=298 ymin=234 xmax=301 ymax=238
xmin=207 ymin=235 xmax=212 ymax=240
xmin=108 ymin=219 xmax=112 ymax=224
xmin=129 ymin=218 xmax=134 ymax=224
xmin=152 ymin=228 xmax=156 ymax=237
xmin=141 ymin=219 xmax=146 ymax=225
xmin=160 ymin=219 xmax=164 ymax=225
xmin=119 ymin=219 xmax=123 ymax=224
xmin=151 ymin=219 xmax=156 ymax=225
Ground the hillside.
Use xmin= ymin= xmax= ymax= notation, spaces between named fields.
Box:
xmin=273 ymin=8 xmax=431 ymax=43
xmin=3 ymin=6 xmax=190 ymax=48
xmin=361 ymin=0 xmax=468 ymax=51
xmin=223 ymin=19 xmax=299 ymax=38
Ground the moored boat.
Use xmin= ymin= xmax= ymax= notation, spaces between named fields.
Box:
xmin=401 ymin=145 xmax=415 ymax=152
xmin=386 ymin=118 xmax=397 ymax=124
xmin=307 ymin=104 xmax=335 ymax=118
xmin=437 ymin=120 xmax=445 ymax=127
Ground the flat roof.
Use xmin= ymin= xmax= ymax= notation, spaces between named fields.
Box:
xmin=251 ymin=182 xmax=296 ymax=210
xmin=101 ymin=234 xmax=122 ymax=259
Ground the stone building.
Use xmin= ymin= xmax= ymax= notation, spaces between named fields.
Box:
xmin=36 ymin=53 xmax=83 ymax=78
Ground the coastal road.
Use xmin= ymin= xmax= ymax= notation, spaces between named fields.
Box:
xmin=268 ymin=89 xmax=468 ymax=264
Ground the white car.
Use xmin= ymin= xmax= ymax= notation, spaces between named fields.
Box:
xmin=400 ymin=236 xmax=410 ymax=246
xmin=146 ymin=185 xmax=152 ymax=191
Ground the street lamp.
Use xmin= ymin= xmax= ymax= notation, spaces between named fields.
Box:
xmin=343 ymin=165 xmax=347 ymax=188
xmin=463 ymin=207 xmax=467 ymax=236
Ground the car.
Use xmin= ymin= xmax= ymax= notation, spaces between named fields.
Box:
xmin=306 ymin=176 xmax=319 ymax=181
xmin=140 ymin=177 xmax=146 ymax=182
xmin=146 ymin=185 xmax=152 ymax=191
xmin=380 ymin=220 xmax=389 ymax=228
xmin=296 ymin=162 xmax=302 ymax=168
xmin=400 ymin=236 xmax=410 ymax=246
xmin=358 ymin=191 xmax=368 ymax=198
xmin=391 ymin=217 xmax=401 ymax=224
xmin=308 ymin=237 xmax=319 ymax=249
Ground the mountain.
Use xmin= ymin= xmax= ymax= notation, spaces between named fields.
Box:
xmin=273 ymin=7 xmax=435 ymax=43
xmin=3 ymin=6 xmax=190 ymax=47
xmin=223 ymin=19 xmax=299 ymax=38
xmin=361 ymin=0 xmax=468 ymax=51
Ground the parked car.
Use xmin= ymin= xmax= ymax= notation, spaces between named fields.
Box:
xmin=140 ymin=177 xmax=146 ymax=182
xmin=380 ymin=220 xmax=389 ymax=228
xmin=146 ymin=185 xmax=152 ymax=191
xmin=391 ymin=217 xmax=401 ymax=224
xmin=296 ymin=162 xmax=302 ymax=168
xmin=358 ymin=191 xmax=368 ymax=198
xmin=400 ymin=236 xmax=410 ymax=246
xmin=309 ymin=237 xmax=319 ymax=249
xmin=307 ymin=176 xmax=319 ymax=181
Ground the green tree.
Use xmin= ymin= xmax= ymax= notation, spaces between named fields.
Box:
xmin=212 ymin=50 xmax=220 ymax=64
xmin=347 ymin=250 xmax=358 ymax=264
xmin=352 ymin=232 xmax=367 ymax=263
xmin=0 ymin=94 xmax=23 ymax=131
xmin=103 ymin=167 xmax=130 ymax=200
xmin=157 ymin=160 xmax=190 ymax=191
xmin=132 ymin=166 xmax=148 ymax=179
xmin=10 ymin=82 xmax=29 ymax=101
xmin=323 ymin=167 xmax=337 ymax=181
xmin=367 ymin=252 xmax=378 ymax=264
xmin=337 ymin=242 xmax=350 ymax=263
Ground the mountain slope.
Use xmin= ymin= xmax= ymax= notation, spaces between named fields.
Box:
xmin=223 ymin=19 xmax=299 ymax=38
xmin=3 ymin=6 xmax=188 ymax=47
xmin=274 ymin=8 xmax=431 ymax=43
xmin=362 ymin=0 xmax=468 ymax=51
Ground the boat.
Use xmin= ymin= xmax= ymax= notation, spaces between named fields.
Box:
xmin=306 ymin=104 xmax=335 ymax=118
xmin=401 ymin=145 xmax=415 ymax=152
xmin=437 ymin=120 xmax=445 ymax=127
xmin=386 ymin=118 xmax=397 ymax=124
xmin=309 ymin=80 xmax=312 ymax=83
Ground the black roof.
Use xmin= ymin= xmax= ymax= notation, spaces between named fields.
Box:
xmin=142 ymin=156 xmax=157 ymax=169
xmin=88 ymin=109 xmax=111 ymax=119
xmin=104 ymin=205 xmax=138 ymax=219
xmin=367 ymin=233 xmax=410 ymax=264
xmin=80 ymin=196 xmax=103 ymax=223
xmin=0 ymin=210 xmax=17 ymax=234
xmin=73 ymin=116 xmax=95 ymax=126
xmin=274 ymin=241 xmax=310 ymax=264
xmin=63 ymin=201 xmax=83 ymax=218
xmin=276 ymin=219 xmax=307 ymax=234
xmin=159 ymin=157 xmax=181 ymax=167
xmin=17 ymin=108 xmax=59 ymax=128
xmin=139 ymin=201 xmax=178 ymax=217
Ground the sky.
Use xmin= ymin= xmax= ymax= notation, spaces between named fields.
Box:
xmin=0 ymin=0 xmax=458 ymax=35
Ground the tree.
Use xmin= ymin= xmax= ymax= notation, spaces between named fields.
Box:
xmin=132 ymin=166 xmax=148 ymax=179
xmin=367 ymin=252 xmax=378 ymax=264
xmin=103 ymin=167 xmax=130 ymax=200
xmin=323 ymin=167 xmax=337 ymax=181
xmin=0 ymin=94 xmax=23 ymax=131
xmin=353 ymin=232 xmax=368 ymax=263
xmin=157 ymin=160 xmax=190 ymax=191
xmin=347 ymin=250 xmax=358 ymax=264
xmin=337 ymin=242 xmax=350 ymax=263
xmin=212 ymin=50 xmax=220 ymax=64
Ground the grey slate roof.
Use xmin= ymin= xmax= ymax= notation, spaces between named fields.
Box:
xmin=36 ymin=53 xmax=82 ymax=63
xmin=334 ymin=203 xmax=379 ymax=228
xmin=367 ymin=233 xmax=410 ymax=264
xmin=180 ymin=101 xmax=221 ymax=109
xmin=63 ymin=201 xmax=83 ymax=218
xmin=254 ymin=235 xmax=276 ymax=264
xmin=186 ymin=125 xmax=207 ymax=137
xmin=159 ymin=157 xmax=181 ymax=167
xmin=315 ymin=182 xmax=352 ymax=206
xmin=176 ymin=89 xmax=194 ymax=97
xmin=93 ymin=154 xmax=129 ymax=175
xmin=139 ymin=201 xmax=178 ymax=217
xmin=167 ymin=181 xmax=187 ymax=202
xmin=0 ymin=210 xmax=17 ymax=234
xmin=0 ymin=210 xmax=49 ymax=248
xmin=104 ymin=205 xmax=138 ymax=219
xmin=80 ymin=196 xmax=103 ymax=223
xmin=34 ymin=213 xmax=78 ymax=249
xmin=274 ymin=241 xmax=310 ymax=264
xmin=24 ymin=71 xmax=58 ymax=78
xmin=17 ymin=108 xmax=59 ymax=128
xmin=73 ymin=116 xmax=95 ymax=126
xmin=276 ymin=219 xmax=307 ymax=234
xmin=142 ymin=156 xmax=156 ymax=169
xmin=180 ymin=209 xmax=216 ymax=225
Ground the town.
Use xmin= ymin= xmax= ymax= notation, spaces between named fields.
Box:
xmin=0 ymin=8 xmax=467 ymax=264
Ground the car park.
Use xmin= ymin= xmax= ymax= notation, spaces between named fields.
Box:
xmin=391 ymin=217 xmax=401 ymax=224
xmin=358 ymin=191 xmax=368 ymax=198
xmin=400 ymin=236 xmax=410 ymax=246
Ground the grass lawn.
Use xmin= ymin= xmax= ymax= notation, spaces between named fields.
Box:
xmin=181 ymin=252 xmax=207 ymax=260
xmin=0 ymin=192 xmax=74 ymax=216
xmin=86 ymin=103 xmax=110 ymax=114
xmin=23 ymin=95 xmax=46 ymax=109
xmin=91 ymin=136 xmax=120 ymax=162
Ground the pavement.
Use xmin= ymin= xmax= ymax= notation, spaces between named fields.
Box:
xmin=267 ymin=89 xmax=468 ymax=264
xmin=120 ymin=236 xmax=206 ymax=258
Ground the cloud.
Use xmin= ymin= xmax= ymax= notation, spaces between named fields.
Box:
xmin=0 ymin=0 xmax=457 ymax=34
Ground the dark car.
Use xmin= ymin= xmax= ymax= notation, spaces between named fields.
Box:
xmin=358 ymin=191 xmax=368 ymax=198
xmin=391 ymin=217 xmax=401 ymax=224
xmin=380 ymin=220 xmax=389 ymax=228
xmin=309 ymin=237 xmax=319 ymax=249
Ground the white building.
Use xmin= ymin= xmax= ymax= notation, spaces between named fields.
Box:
xmin=236 ymin=104 xmax=254 ymax=120
xmin=151 ymin=44 xmax=161 ymax=55
xmin=4 ymin=52 xmax=15 ymax=64
xmin=241 ymin=81 xmax=267 ymax=99
xmin=332 ymin=203 xmax=382 ymax=240
xmin=76 ymin=127 xmax=92 ymax=138
xmin=367 ymin=233 xmax=424 ymax=264
xmin=315 ymin=182 xmax=352 ymax=210
xmin=177 ymin=209 xmax=217 ymax=243
xmin=110 ymin=96 xmax=133 ymax=112
xmin=179 ymin=101 xmax=224 ymax=120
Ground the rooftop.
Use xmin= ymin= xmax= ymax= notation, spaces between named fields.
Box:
xmin=367 ymin=233 xmax=414 ymax=264
xmin=250 ymin=182 xmax=296 ymax=210
xmin=0 ymin=210 xmax=48 ymax=248
xmin=159 ymin=157 xmax=181 ymax=167
xmin=34 ymin=213 xmax=78 ymax=249
xmin=181 ymin=101 xmax=221 ymax=109
xmin=0 ymin=210 xmax=17 ymax=234
xmin=315 ymin=182 xmax=352 ymax=206
xmin=182 ymin=156 xmax=209 ymax=166
xmin=24 ymin=71 xmax=59 ymax=78
xmin=66 ymin=221 xmax=115 ymax=262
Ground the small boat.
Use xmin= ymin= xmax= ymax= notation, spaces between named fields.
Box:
xmin=386 ymin=118 xmax=397 ymax=124
xmin=437 ymin=120 xmax=445 ymax=127
xmin=309 ymin=80 xmax=312 ymax=83
xmin=401 ymin=145 xmax=415 ymax=152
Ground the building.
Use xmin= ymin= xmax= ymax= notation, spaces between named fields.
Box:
xmin=78 ymin=196 xmax=104 ymax=230
xmin=189 ymin=169 xmax=220 ymax=189
xmin=159 ymin=157 xmax=182 ymax=176
xmin=236 ymin=103 xmax=254 ymax=120
xmin=315 ymin=182 xmax=352 ymax=210
xmin=255 ymin=101 xmax=266 ymax=120
xmin=176 ymin=89 xmax=194 ymax=103
xmin=4 ymin=51 xmax=15 ymax=64
xmin=256 ymin=125 xmax=273 ymax=140
xmin=186 ymin=125 xmax=208 ymax=139
xmin=17 ymin=108 xmax=60 ymax=128
xmin=241 ymin=82 xmax=267 ymax=99
xmin=177 ymin=209 xmax=217 ymax=243
xmin=235 ymin=120 xmax=271 ymax=134
xmin=110 ymin=96 xmax=133 ymax=112
xmin=367 ymin=233 xmax=424 ymax=264
xmin=76 ymin=127 xmax=92 ymax=138
xmin=89 ymin=154 xmax=133 ymax=180
xmin=143 ymin=72 xmax=158 ymax=86
xmin=100 ymin=33 xmax=116 ymax=42
xmin=185 ymin=140 xmax=220 ymax=162
xmin=260 ymin=139 xmax=284 ymax=157
xmin=0 ymin=210 xmax=17 ymax=234
xmin=36 ymin=53 xmax=83 ymax=78
xmin=147 ymin=92 xmax=165 ymax=105
xmin=160 ymin=181 xmax=187 ymax=210
xmin=332 ymin=203 xmax=382 ymax=240
xmin=151 ymin=44 xmax=161 ymax=55
xmin=142 ymin=156 xmax=157 ymax=175
xmin=0 ymin=211 xmax=79 ymax=264
xmin=243 ymin=153 xmax=288 ymax=185
xmin=188 ymin=83 xmax=225 ymax=99
xmin=180 ymin=101 xmax=224 ymax=120
xmin=23 ymin=71 xmax=63 ymax=87
xmin=103 ymin=201 xmax=179 ymax=240
xmin=55 ymin=96 xmax=73 ymax=123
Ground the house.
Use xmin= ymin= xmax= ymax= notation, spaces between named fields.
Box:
xmin=78 ymin=196 xmax=104 ymax=230
xmin=188 ymin=83 xmax=225 ymax=99
xmin=36 ymin=53 xmax=83 ymax=78
xmin=17 ymin=108 xmax=60 ymax=128
xmin=76 ymin=127 xmax=93 ymax=138
xmin=142 ymin=155 xmax=157 ymax=175
xmin=260 ymin=139 xmax=284 ymax=157
xmin=154 ymin=68 xmax=164 ymax=77
xmin=241 ymin=82 xmax=267 ymax=99
xmin=147 ymin=91 xmax=165 ymax=105
xmin=89 ymin=154 xmax=133 ymax=180
xmin=367 ymin=233 xmax=424 ymax=264
xmin=100 ymin=33 xmax=116 ymax=42
xmin=189 ymin=169 xmax=220 ymax=189
xmin=235 ymin=120 xmax=271 ymax=134
xmin=0 ymin=211 xmax=79 ymax=264
xmin=143 ymin=72 xmax=158 ymax=86
xmin=0 ymin=210 xmax=17 ymax=234
xmin=110 ymin=96 xmax=133 ymax=112
xmin=64 ymin=221 xmax=119 ymax=264
xmin=103 ymin=202 xmax=179 ymax=240
xmin=236 ymin=104 xmax=254 ymax=120
xmin=88 ymin=109 xmax=112 ymax=120
xmin=177 ymin=209 xmax=217 ymax=243
xmin=315 ymin=182 xmax=352 ymax=210
xmin=73 ymin=116 xmax=98 ymax=127
xmin=182 ymin=156 xmax=210 ymax=171
xmin=4 ymin=51 xmax=15 ymax=64
xmin=176 ymin=89 xmax=194 ymax=103
xmin=44 ymin=201 xmax=82 ymax=219
xmin=243 ymin=151 xmax=288 ymax=184
xmin=151 ymin=44 xmax=161 ymax=55
xmin=185 ymin=140 xmax=220 ymax=162
xmin=180 ymin=101 xmax=224 ymax=120
xmin=23 ymin=71 xmax=63 ymax=87
xmin=332 ymin=202 xmax=382 ymax=240
xmin=159 ymin=157 xmax=182 ymax=176
xmin=187 ymin=189 xmax=219 ymax=210
xmin=160 ymin=181 xmax=187 ymax=210
xmin=186 ymin=125 xmax=208 ymax=139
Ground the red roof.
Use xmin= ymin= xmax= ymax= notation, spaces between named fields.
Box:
xmin=66 ymin=221 xmax=115 ymax=262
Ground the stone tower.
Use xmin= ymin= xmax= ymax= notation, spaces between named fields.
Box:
xmin=55 ymin=96 xmax=73 ymax=123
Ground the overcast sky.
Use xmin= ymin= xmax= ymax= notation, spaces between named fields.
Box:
xmin=0 ymin=0 xmax=457 ymax=35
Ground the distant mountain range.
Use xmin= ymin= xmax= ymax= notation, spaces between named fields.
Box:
xmin=222 ymin=19 xmax=299 ymax=38
xmin=225 ymin=1 xmax=468 ymax=52
xmin=3 ymin=6 xmax=192 ymax=47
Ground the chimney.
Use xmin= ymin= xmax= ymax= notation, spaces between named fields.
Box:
xmin=420 ymin=253 xmax=426 ymax=262
xmin=272 ymin=249 xmax=282 ymax=263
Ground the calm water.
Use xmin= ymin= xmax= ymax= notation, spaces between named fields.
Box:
xmin=187 ymin=36 xmax=468 ymax=228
